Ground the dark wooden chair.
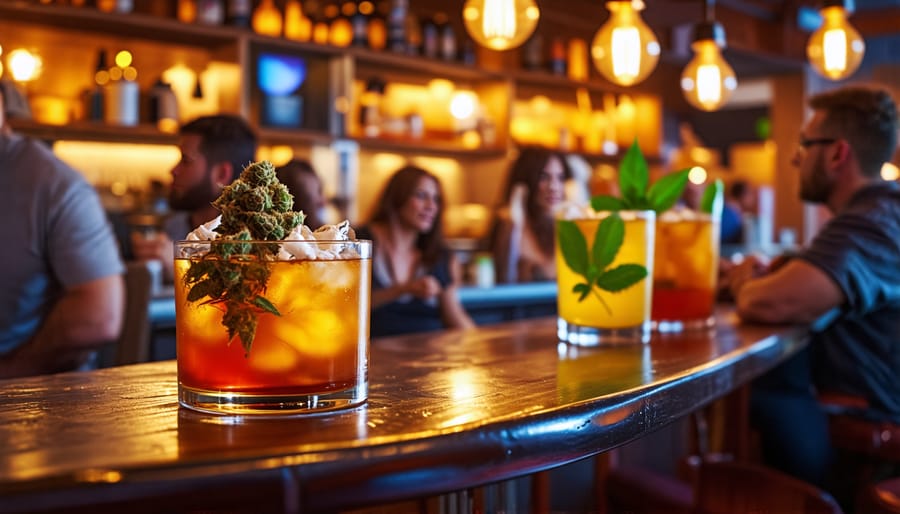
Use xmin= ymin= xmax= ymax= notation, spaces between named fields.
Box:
xmin=693 ymin=459 xmax=843 ymax=514
xmin=606 ymin=456 xmax=844 ymax=514
xmin=97 ymin=260 xmax=155 ymax=367
xmin=860 ymin=477 xmax=900 ymax=514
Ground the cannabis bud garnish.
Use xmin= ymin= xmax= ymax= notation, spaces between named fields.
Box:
xmin=182 ymin=161 xmax=304 ymax=355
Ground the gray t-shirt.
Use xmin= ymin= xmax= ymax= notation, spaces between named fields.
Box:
xmin=0 ymin=134 xmax=124 ymax=354
xmin=801 ymin=182 xmax=900 ymax=418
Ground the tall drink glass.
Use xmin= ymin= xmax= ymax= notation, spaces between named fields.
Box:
xmin=652 ymin=208 xmax=720 ymax=332
xmin=175 ymin=239 xmax=372 ymax=415
xmin=556 ymin=210 xmax=656 ymax=345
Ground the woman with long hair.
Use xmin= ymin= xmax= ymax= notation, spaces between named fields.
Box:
xmin=491 ymin=147 xmax=573 ymax=283
xmin=357 ymin=165 xmax=474 ymax=338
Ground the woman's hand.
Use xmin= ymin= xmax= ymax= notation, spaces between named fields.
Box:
xmin=405 ymin=275 xmax=442 ymax=300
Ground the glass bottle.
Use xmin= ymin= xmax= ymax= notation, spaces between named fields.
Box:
xmin=226 ymin=0 xmax=252 ymax=28
xmin=177 ymin=0 xmax=198 ymax=23
xmin=252 ymin=0 xmax=283 ymax=36
xmin=386 ymin=0 xmax=408 ymax=53
xmin=284 ymin=0 xmax=312 ymax=42
xmin=196 ymin=0 xmax=224 ymax=25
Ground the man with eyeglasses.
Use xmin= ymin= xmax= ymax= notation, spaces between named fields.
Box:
xmin=726 ymin=86 xmax=899 ymax=494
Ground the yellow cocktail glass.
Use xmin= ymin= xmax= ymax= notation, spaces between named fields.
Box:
xmin=556 ymin=210 xmax=655 ymax=345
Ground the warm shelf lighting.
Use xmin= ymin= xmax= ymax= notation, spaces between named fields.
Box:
xmin=7 ymin=48 xmax=42 ymax=83
xmin=680 ymin=11 xmax=737 ymax=112
xmin=462 ymin=0 xmax=540 ymax=51
xmin=591 ymin=1 xmax=660 ymax=87
xmin=807 ymin=0 xmax=865 ymax=81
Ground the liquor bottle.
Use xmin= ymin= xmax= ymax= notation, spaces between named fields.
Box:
xmin=436 ymin=13 xmax=456 ymax=62
xmin=404 ymin=10 xmax=421 ymax=55
xmin=386 ymin=0 xmax=407 ymax=53
xmin=329 ymin=1 xmax=353 ymax=47
xmin=367 ymin=3 xmax=387 ymax=50
xmin=523 ymin=32 xmax=544 ymax=70
xmin=284 ymin=0 xmax=312 ymax=42
xmin=177 ymin=0 xmax=197 ymax=23
xmin=550 ymin=37 xmax=566 ymax=76
xmin=226 ymin=0 xmax=252 ymax=28
xmin=420 ymin=16 xmax=438 ymax=58
xmin=196 ymin=0 xmax=224 ymax=25
xmin=351 ymin=0 xmax=371 ymax=48
xmin=252 ymin=0 xmax=283 ymax=36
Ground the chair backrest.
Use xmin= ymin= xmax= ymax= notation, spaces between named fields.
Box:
xmin=97 ymin=260 xmax=154 ymax=367
xmin=693 ymin=460 xmax=844 ymax=514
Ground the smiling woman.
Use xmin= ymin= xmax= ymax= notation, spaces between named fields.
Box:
xmin=355 ymin=165 xmax=475 ymax=338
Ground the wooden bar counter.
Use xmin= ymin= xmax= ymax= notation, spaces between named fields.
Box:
xmin=0 ymin=307 xmax=809 ymax=513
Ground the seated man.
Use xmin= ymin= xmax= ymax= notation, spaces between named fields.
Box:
xmin=726 ymin=86 xmax=900 ymax=487
xmin=0 ymin=82 xmax=125 ymax=378
xmin=131 ymin=114 xmax=257 ymax=283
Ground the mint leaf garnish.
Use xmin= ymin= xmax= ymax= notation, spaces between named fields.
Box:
xmin=648 ymin=169 xmax=690 ymax=213
xmin=700 ymin=178 xmax=724 ymax=217
xmin=619 ymin=141 xmax=649 ymax=207
xmin=557 ymin=213 xmax=648 ymax=313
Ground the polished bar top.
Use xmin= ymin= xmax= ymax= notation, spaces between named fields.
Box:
xmin=0 ymin=308 xmax=808 ymax=513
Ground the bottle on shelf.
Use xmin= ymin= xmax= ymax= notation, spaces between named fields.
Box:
xmin=252 ymin=0 xmax=283 ymax=36
xmin=329 ymin=1 xmax=354 ymax=47
xmin=550 ymin=37 xmax=566 ymax=76
xmin=367 ymin=4 xmax=387 ymax=50
xmin=436 ymin=12 xmax=457 ymax=62
xmin=149 ymin=78 xmax=179 ymax=133
xmin=386 ymin=0 xmax=408 ymax=53
xmin=226 ymin=0 xmax=252 ymax=28
xmin=196 ymin=0 xmax=225 ymax=25
xmin=523 ymin=32 xmax=544 ymax=71
xmin=284 ymin=0 xmax=313 ymax=42
xmin=177 ymin=0 xmax=198 ymax=23
xmin=421 ymin=16 xmax=438 ymax=58
xmin=351 ymin=0 xmax=372 ymax=48
xmin=86 ymin=49 xmax=108 ymax=122
xmin=404 ymin=9 xmax=421 ymax=55
xmin=96 ymin=0 xmax=133 ymax=13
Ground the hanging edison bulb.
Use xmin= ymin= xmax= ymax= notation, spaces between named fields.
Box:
xmin=462 ymin=0 xmax=540 ymax=51
xmin=680 ymin=21 xmax=737 ymax=111
xmin=807 ymin=0 xmax=865 ymax=81
xmin=591 ymin=1 xmax=660 ymax=86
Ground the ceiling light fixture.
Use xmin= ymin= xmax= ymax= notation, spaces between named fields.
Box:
xmin=806 ymin=0 xmax=865 ymax=81
xmin=462 ymin=0 xmax=540 ymax=51
xmin=591 ymin=1 xmax=660 ymax=87
xmin=680 ymin=0 xmax=737 ymax=111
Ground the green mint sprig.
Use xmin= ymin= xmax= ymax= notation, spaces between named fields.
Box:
xmin=699 ymin=178 xmax=724 ymax=217
xmin=183 ymin=161 xmax=304 ymax=356
xmin=590 ymin=140 xmax=690 ymax=214
xmin=558 ymin=213 xmax=648 ymax=313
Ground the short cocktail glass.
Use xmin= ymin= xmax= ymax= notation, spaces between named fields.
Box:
xmin=175 ymin=239 xmax=372 ymax=415
xmin=556 ymin=210 xmax=656 ymax=345
xmin=652 ymin=208 xmax=720 ymax=332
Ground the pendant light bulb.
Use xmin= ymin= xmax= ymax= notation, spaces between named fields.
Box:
xmin=591 ymin=1 xmax=660 ymax=87
xmin=807 ymin=1 xmax=865 ymax=81
xmin=463 ymin=0 xmax=540 ymax=51
xmin=680 ymin=21 xmax=737 ymax=111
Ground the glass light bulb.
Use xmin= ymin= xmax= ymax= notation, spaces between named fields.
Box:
xmin=680 ymin=39 xmax=737 ymax=111
xmin=7 ymin=48 xmax=42 ymax=83
xmin=463 ymin=0 xmax=539 ymax=51
xmin=591 ymin=1 xmax=660 ymax=86
xmin=806 ymin=5 xmax=865 ymax=81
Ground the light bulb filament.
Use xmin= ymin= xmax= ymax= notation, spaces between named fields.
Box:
xmin=482 ymin=0 xmax=516 ymax=41
xmin=823 ymin=28 xmax=847 ymax=73
xmin=611 ymin=26 xmax=640 ymax=80
xmin=697 ymin=64 xmax=722 ymax=106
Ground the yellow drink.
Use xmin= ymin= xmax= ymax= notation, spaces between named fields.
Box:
xmin=555 ymin=211 xmax=655 ymax=345
xmin=175 ymin=240 xmax=371 ymax=415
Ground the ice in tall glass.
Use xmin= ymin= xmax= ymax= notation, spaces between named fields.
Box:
xmin=652 ymin=208 xmax=720 ymax=332
xmin=175 ymin=239 xmax=371 ymax=415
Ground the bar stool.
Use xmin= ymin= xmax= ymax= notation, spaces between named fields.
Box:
xmin=861 ymin=478 xmax=900 ymax=514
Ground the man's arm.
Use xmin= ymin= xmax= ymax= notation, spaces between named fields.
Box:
xmin=0 ymin=275 xmax=124 ymax=378
xmin=730 ymin=258 xmax=845 ymax=324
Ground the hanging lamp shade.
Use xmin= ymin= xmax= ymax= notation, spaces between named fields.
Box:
xmin=591 ymin=1 xmax=660 ymax=86
xmin=680 ymin=21 xmax=737 ymax=111
xmin=807 ymin=0 xmax=865 ymax=80
xmin=462 ymin=0 xmax=540 ymax=51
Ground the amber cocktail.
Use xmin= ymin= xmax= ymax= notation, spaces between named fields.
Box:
xmin=175 ymin=239 xmax=371 ymax=415
xmin=652 ymin=209 xmax=719 ymax=332
xmin=556 ymin=210 xmax=656 ymax=345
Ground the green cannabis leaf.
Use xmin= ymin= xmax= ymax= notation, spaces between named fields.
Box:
xmin=590 ymin=139 xmax=690 ymax=215
xmin=558 ymin=213 xmax=648 ymax=313
xmin=182 ymin=161 xmax=304 ymax=356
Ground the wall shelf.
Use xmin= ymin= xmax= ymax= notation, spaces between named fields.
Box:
xmin=10 ymin=120 xmax=178 ymax=146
